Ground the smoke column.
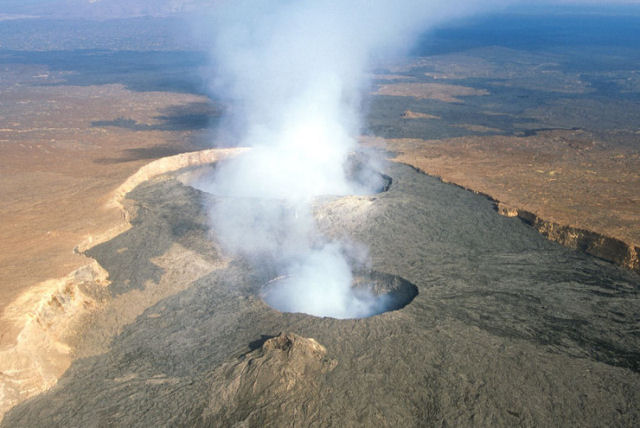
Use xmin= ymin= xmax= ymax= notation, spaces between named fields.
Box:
xmin=197 ymin=0 xmax=499 ymax=318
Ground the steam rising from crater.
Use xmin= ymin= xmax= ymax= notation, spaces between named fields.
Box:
xmin=200 ymin=0 xmax=496 ymax=318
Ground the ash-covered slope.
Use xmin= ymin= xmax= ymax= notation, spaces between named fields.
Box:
xmin=3 ymin=161 xmax=639 ymax=427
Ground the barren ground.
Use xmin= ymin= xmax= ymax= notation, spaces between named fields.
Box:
xmin=0 ymin=66 xmax=216 ymax=342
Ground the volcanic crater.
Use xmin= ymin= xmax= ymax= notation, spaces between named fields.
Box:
xmin=260 ymin=271 xmax=419 ymax=319
xmin=2 ymin=158 xmax=640 ymax=427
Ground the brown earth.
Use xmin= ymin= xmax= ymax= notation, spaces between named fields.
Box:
xmin=0 ymin=78 xmax=216 ymax=343
xmin=374 ymin=82 xmax=489 ymax=103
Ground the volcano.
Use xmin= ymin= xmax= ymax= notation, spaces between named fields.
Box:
xmin=2 ymin=159 xmax=639 ymax=427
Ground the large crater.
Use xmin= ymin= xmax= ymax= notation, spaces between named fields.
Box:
xmin=260 ymin=271 xmax=418 ymax=319
xmin=179 ymin=154 xmax=392 ymax=197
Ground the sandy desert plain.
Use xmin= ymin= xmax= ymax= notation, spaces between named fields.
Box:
xmin=1 ymin=12 xmax=640 ymax=426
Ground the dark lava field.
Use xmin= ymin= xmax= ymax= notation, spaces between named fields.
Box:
xmin=3 ymin=160 xmax=639 ymax=427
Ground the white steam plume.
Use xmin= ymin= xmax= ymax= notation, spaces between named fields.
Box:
xmin=196 ymin=0 xmax=506 ymax=318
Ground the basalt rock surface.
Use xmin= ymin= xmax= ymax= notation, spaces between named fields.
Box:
xmin=3 ymin=161 xmax=639 ymax=427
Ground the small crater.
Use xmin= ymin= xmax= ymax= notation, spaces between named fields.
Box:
xmin=261 ymin=271 xmax=418 ymax=319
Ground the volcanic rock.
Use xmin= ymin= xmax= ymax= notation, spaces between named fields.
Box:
xmin=202 ymin=333 xmax=336 ymax=425
xmin=2 ymin=161 xmax=639 ymax=427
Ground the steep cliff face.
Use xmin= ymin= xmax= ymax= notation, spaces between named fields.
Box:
xmin=78 ymin=147 xmax=248 ymax=253
xmin=498 ymin=202 xmax=640 ymax=274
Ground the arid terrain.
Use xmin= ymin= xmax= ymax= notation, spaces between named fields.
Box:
xmin=0 ymin=70 xmax=216 ymax=314
xmin=0 ymin=52 xmax=227 ymax=415
xmin=1 ymin=10 xmax=640 ymax=426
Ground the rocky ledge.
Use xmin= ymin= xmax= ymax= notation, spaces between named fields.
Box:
xmin=498 ymin=202 xmax=640 ymax=274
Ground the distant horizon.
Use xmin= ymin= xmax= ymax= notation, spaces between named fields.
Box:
xmin=2 ymin=6 xmax=639 ymax=54
xmin=1 ymin=1 xmax=640 ymax=21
